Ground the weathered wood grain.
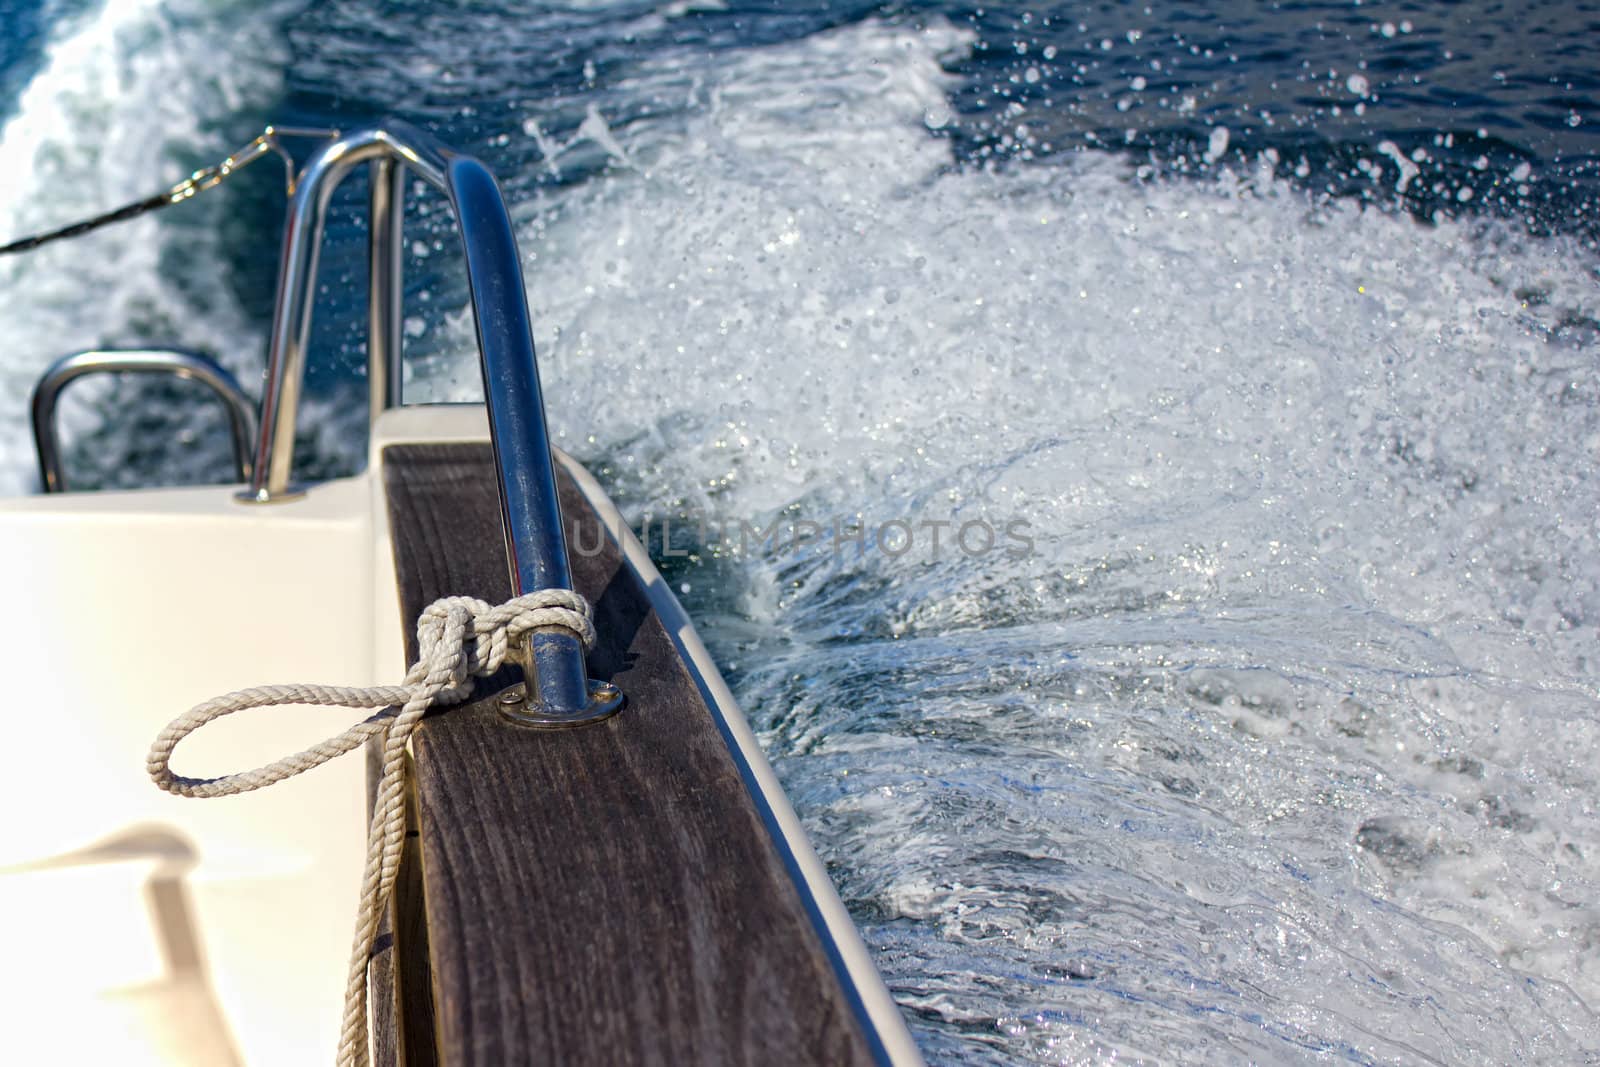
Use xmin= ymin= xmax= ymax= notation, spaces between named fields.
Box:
xmin=368 ymin=744 xmax=437 ymax=1067
xmin=380 ymin=443 xmax=881 ymax=1066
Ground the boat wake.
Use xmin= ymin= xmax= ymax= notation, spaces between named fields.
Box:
xmin=467 ymin=19 xmax=1600 ymax=1063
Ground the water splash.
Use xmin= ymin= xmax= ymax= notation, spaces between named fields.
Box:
xmin=414 ymin=18 xmax=1600 ymax=1062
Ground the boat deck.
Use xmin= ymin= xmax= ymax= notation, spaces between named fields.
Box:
xmin=373 ymin=439 xmax=908 ymax=1064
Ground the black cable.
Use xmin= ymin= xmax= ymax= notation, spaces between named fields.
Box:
xmin=0 ymin=128 xmax=311 ymax=256
xmin=0 ymin=189 xmax=183 ymax=255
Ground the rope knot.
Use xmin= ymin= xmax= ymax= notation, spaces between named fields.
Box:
xmin=410 ymin=590 xmax=596 ymax=701
xmin=145 ymin=587 xmax=595 ymax=1067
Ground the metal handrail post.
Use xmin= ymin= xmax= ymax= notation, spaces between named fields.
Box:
xmin=448 ymin=156 xmax=594 ymax=719
xmin=239 ymin=122 xmax=612 ymax=724
xmin=246 ymin=129 xmax=447 ymax=502
xmin=32 ymin=348 xmax=257 ymax=492
xmin=368 ymin=158 xmax=405 ymax=412
xmin=244 ymin=143 xmax=347 ymax=502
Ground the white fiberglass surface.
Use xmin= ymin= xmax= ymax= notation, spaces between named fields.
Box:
xmin=0 ymin=476 xmax=377 ymax=1063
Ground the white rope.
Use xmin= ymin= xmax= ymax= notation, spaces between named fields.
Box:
xmin=147 ymin=589 xmax=596 ymax=1067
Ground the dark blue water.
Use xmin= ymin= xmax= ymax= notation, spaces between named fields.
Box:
xmin=2 ymin=2 xmax=1599 ymax=1063
xmin=3 ymin=1 xmax=1595 ymax=412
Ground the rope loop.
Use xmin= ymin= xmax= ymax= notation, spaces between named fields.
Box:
xmin=146 ymin=588 xmax=595 ymax=1067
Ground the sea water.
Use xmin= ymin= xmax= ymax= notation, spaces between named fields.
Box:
xmin=0 ymin=2 xmax=1597 ymax=1063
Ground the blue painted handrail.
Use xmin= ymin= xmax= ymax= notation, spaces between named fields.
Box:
xmin=245 ymin=121 xmax=601 ymax=721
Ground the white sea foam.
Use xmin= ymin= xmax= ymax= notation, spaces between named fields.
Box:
xmin=413 ymin=17 xmax=1600 ymax=1062
xmin=1377 ymin=138 xmax=1421 ymax=192
xmin=0 ymin=0 xmax=285 ymax=493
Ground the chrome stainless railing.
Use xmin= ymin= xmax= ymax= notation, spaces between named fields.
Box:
xmin=247 ymin=121 xmax=615 ymax=726
xmin=31 ymin=349 xmax=256 ymax=493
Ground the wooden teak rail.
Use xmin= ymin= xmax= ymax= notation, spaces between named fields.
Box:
xmin=369 ymin=443 xmax=891 ymax=1066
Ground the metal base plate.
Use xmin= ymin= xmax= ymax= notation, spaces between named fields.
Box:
xmin=498 ymin=678 xmax=624 ymax=729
